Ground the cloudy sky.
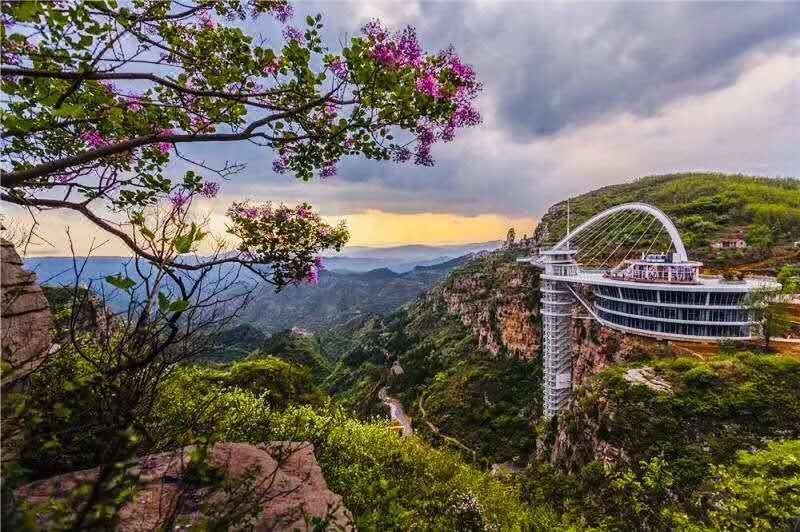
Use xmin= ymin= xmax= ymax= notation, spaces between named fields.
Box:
xmin=14 ymin=1 xmax=800 ymax=254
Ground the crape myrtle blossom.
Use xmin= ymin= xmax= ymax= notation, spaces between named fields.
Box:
xmin=197 ymin=12 xmax=216 ymax=29
xmin=156 ymin=128 xmax=173 ymax=155
xmin=80 ymin=130 xmax=106 ymax=148
xmin=169 ymin=190 xmax=190 ymax=211
xmin=329 ymin=58 xmax=349 ymax=80
xmin=200 ymin=181 xmax=220 ymax=198
xmin=271 ymin=3 xmax=293 ymax=23
xmin=126 ymin=96 xmax=144 ymax=112
xmin=358 ymin=19 xmax=482 ymax=167
xmin=416 ymin=73 xmax=442 ymax=99
xmin=282 ymin=26 xmax=303 ymax=42
xmin=320 ymin=163 xmax=337 ymax=178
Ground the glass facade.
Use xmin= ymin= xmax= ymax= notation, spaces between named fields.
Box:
xmin=658 ymin=290 xmax=709 ymax=305
xmin=597 ymin=309 xmax=750 ymax=338
xmin=592 ymin=285 xmax=752 ymax=338
xmin=596 ymin=298 xmax=749 ymax=323
xmin=595 ymin=286 xmax=746 ymax=307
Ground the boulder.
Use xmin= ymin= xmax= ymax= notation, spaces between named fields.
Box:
xmin=623 ymin=367 xmax=673 ymax=394
xmin=17 ymin=442 xmax=353 ymax=531
xmin=1 ymin=238 xmax=52 ymax=387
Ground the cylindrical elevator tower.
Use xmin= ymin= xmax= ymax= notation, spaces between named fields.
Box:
xmin=539 ymin=248 xmax=578 ymax=417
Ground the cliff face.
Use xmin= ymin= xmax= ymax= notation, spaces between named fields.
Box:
xmin=1 ymin=239 xmax=52 ymax=388
xmin=435 ymin=250 xmax=541 ymax=360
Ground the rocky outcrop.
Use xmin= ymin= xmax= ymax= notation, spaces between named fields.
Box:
xmin=1 ymin=238 xmax=52 ymax=387
xmin=17 ymin=442 xmax=353 ymax=531
xmin=571 ymin=318 xmax=658 ymax=386
xmin=623 ymin=367 xmax=673 ymax=394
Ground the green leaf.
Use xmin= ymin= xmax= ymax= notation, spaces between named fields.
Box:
xmin=169 ymin=299 xmax=190 ymax=313
xmin=174 ymin=234 xmax=192 ymax=254
xmin=140 ymin=227 xmax=155 ymax=239
xmin=158 ymin=292 xmax=171 ymax=313
xmin=105 ymin=275 xmax=136 ymax=291
xmin=52 ymin=105 xmax=84 ymax=119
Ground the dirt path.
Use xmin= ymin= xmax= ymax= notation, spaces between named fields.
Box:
xmin=378 ymin=386 xmax=413 ymax=436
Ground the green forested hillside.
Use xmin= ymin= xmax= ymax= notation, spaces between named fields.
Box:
xmin=535 ymin=173 xmax=800 ymax=270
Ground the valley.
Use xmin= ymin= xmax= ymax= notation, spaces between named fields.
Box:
xmin=9 ymin=173 xmax=800 ymax=530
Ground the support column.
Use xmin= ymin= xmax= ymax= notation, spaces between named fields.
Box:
xmin=541 ymin=279 xmax=574 ymax=417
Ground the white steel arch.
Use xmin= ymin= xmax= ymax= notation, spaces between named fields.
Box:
xmin=551 ymin=202 xmax=688 ymax=262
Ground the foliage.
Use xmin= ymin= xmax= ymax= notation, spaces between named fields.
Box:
xmin=250 ymin=328 xmax=334 ymax=380
xmin=680 ymin=440 xmax=800 ymax=531
xmin=1 ymin=0 xmax=481 ymax=278
xmin=227 ymin=202 xmax=348 ymax=286
xmin=530 ymin=351 xmax=800 ymax=530
xmin=746 ymin=223 xmax=773 ymax=253
xmin=163 ymin=358 xmax=327 ymax=410
xmin=777 ymin=264 xmax=800 ymax=293
xmin=152 ymin=365 xmax=542 ymax=530
xmin=743 ymin=286 xmax=794 ymax=350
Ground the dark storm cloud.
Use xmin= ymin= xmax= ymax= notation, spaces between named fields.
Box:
xmin=406 ymin=2 xmax=800 ymax=140
xmin=189 ymin=2 xmax=800 ymax=219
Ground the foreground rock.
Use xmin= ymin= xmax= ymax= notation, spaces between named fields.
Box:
xmin=18 ymin=442 xmax=352 ymax=531
xmin=1 ymin=238 xmax=52 ymax=388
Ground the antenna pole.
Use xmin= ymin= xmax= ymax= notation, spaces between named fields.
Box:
xmin=567 ymin=199 xmax=571 ymax=238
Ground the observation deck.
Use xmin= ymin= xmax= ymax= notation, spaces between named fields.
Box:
xmin=520 ymin=202 xmax=781 ymax=416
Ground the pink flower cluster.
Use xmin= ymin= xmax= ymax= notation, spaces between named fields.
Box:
xmin=200 ymin=181 xmax=219 ymax=198
xmin=169 ymin=190 xmax=190 ymax=210
xmin=305 ymin=256 xmax=326 ymax=285
xmin=80 ymin=130 xmax=106 ymax=148
xmin=262 ymin=61 xmax=280 ymax=76
xmin=54 ymin=173 xmax=77 ymax=184
xmin=272 ymin=152 xmax=290 ymax=174
xmin=197 ymin=12 xmax=216 ymax=29
xmin=156 ymin=128 xmax=173 ymax=154
xmin=282 ymin=26 xmax=304 ymax=42
xmin=415 ymin=73 xmax=441 ymax=99
xmin=272 ymin=3 xmax=294 ymax=23
xmin=365 ymin=23 xmax=422 ymax=70
xmin=190 ymin=115 xmax=212 ymax=131
xmin=360 ymin=21 xmax=482 ymax=166
xmin=329 ymin=58 xmax=349 ymax=80
xmin=320 ymin=163 xmax=337 ymax=178
xmin=127 ymin=96 xmax=144 ymax=112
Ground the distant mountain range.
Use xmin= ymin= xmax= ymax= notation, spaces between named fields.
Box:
xmin=237 ymin=254 xmax=477 ymax=334
xmin=24 ymin=241 xmax=503 ymax=283
xmin=321 ymin=241 xmax=503 ymax=272
xmin=24 ymin=248 xmax=486 ymax=333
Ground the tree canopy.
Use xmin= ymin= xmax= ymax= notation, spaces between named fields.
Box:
xmin=1 ymin=0 xmax=481 ymax=285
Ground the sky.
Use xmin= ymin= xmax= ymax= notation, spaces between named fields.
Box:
xmin=8 ymin=1 xmax=800 ymax=255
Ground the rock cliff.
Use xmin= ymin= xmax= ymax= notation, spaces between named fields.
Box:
xmin=17 ymin=442 xmax=353 ymax=531
xmin=435 ymin=250 xmax=541 ymax=360
xmin=1 ymin=238 xmax=52 ymax=388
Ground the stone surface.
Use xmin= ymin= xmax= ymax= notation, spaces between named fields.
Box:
xmin=18 ymin=442 xmax=352 ymax=531
xmin=623 ymin=367 xmax=673 ymax=394
xmin=437 ymin=260 xmax=540 ymax=360
xmin=1 ymin=238 xmax=52 ymax=387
